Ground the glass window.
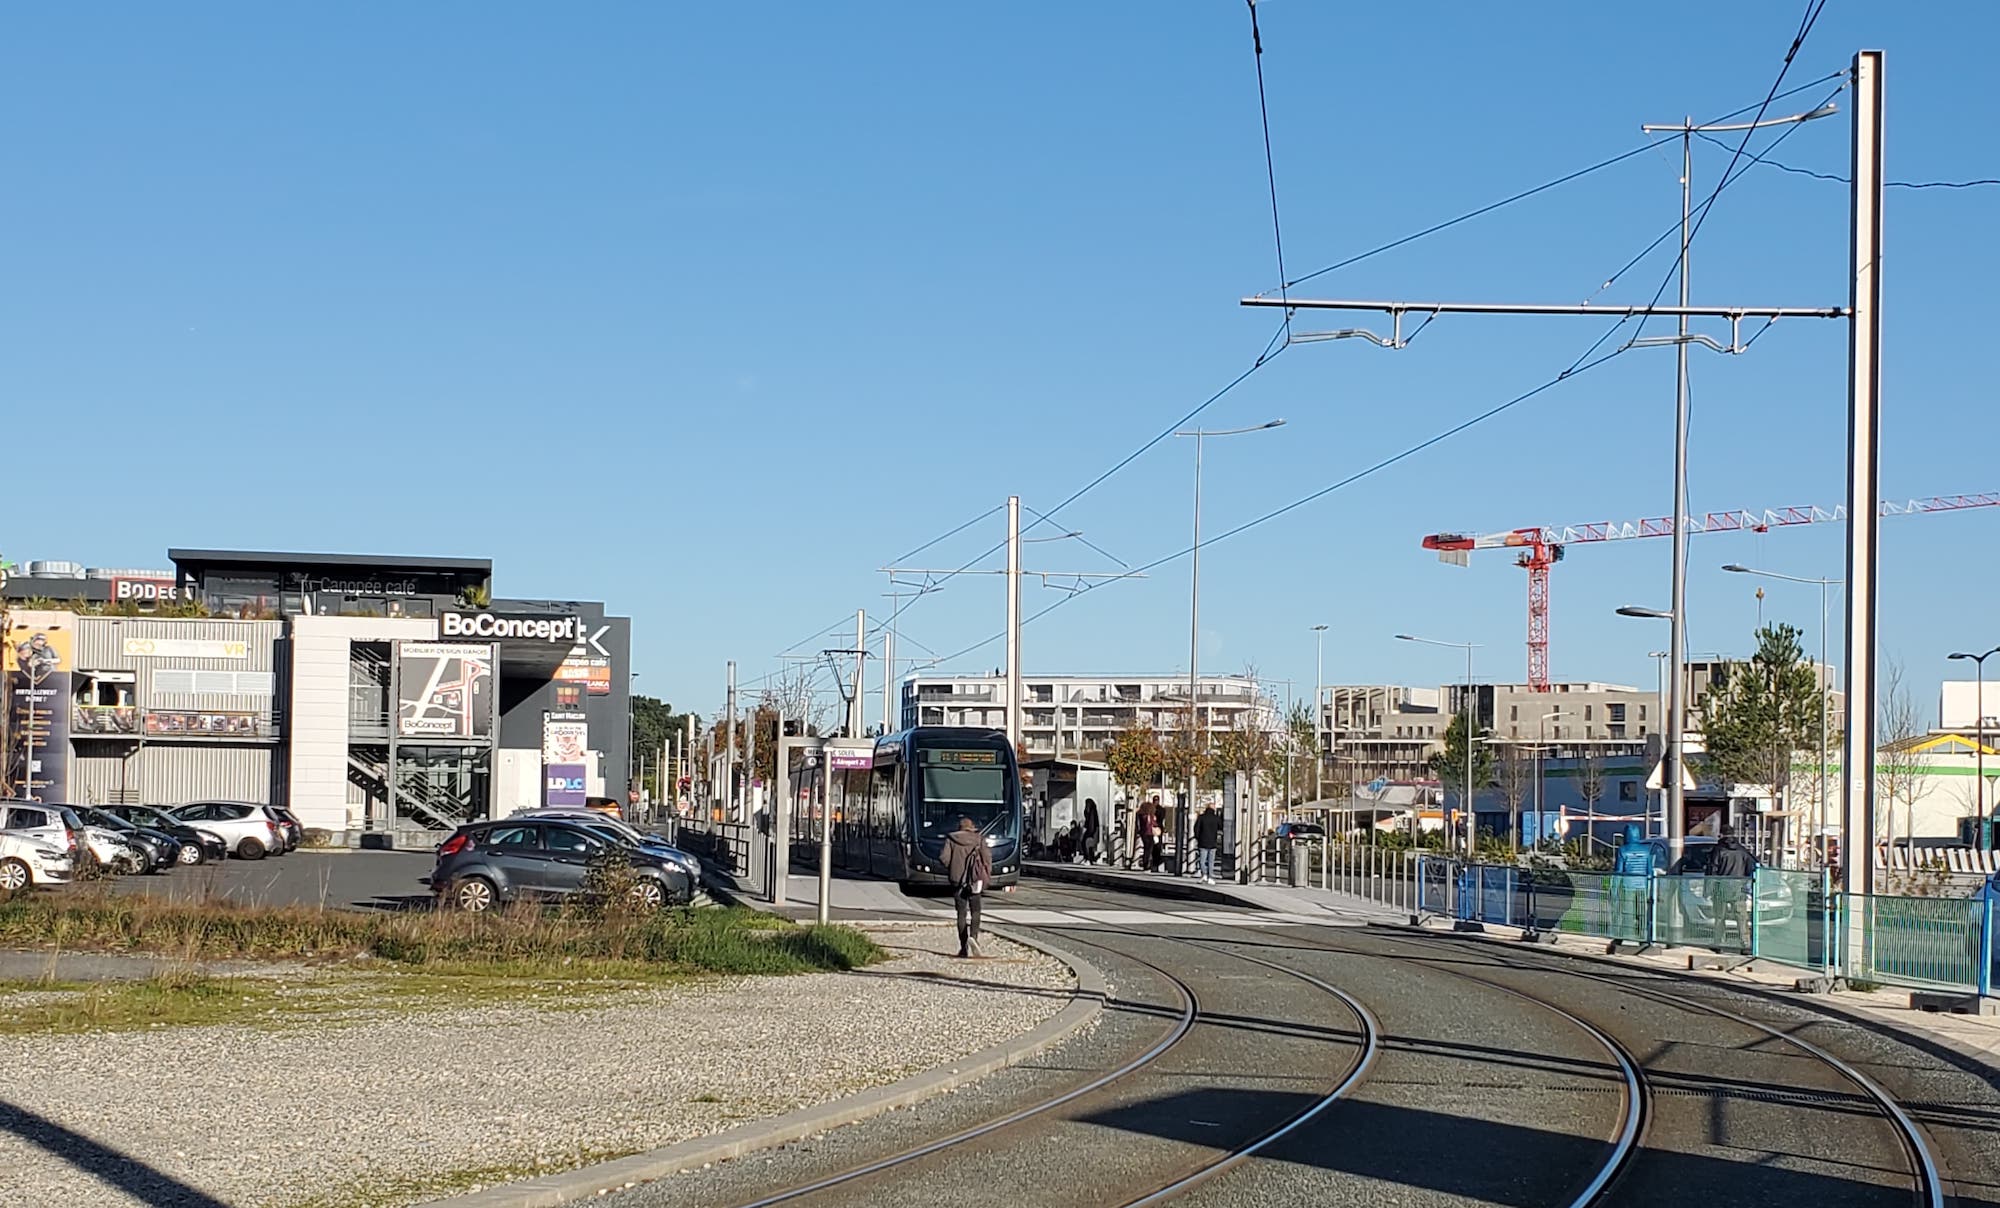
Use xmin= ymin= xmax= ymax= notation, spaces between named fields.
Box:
xmin=545 ymin=827 xmax=595 ymax=855
xmin=6 ymin=808 xmax=46 ymax=829
xmin=487 ymin=825 xmax=540 ymax=849
xmin=914 ymin=741 xmax=1016 ymax=840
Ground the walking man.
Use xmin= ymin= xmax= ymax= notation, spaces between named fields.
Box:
xmin=1193 ymin=804 xmax=1223 ymax=885
xmin=1138 ymin=803 xmax=1163 ymax=873
xmin=940 ymin=816 xmax=993 ymax=959
xmin=1708 ymin=824 xmax=1759 ymax=954
xmin=1081 ymin=799 xmax=1102 ymax=866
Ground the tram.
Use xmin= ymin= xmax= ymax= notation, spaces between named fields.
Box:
xmin=821 ymin=726 xmax=1023 ymax=891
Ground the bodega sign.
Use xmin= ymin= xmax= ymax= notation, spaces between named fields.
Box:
xmin=439 ymin=612 xmax=580 ymax=644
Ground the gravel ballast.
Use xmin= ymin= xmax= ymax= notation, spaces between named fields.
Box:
xmin=0 ymin=925 xmax=1072 ymax=1208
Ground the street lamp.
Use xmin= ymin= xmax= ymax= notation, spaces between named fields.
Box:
xmin=1947 ymin=646 xmax=2000 ymax=827
xmin=1397 ymin=633 xmax=1479 ymax=859
xmin=1536 ymin=708 xmax=1563 ymax=853
xmin=1175 ymin=419 xmax=1285 ymax=876
xmin=1725 ymin=564 xmax=1843 ymax=864
xmin=1617 ymin=605 xmax=1683 ymax=844
xmin=1312 ymin=624 xmax=1329 ymax=806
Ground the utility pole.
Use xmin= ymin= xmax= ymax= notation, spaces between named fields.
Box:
xmin=745 ymin=690 xmax=758 ymax=818
xmin=1841 ymin=50 xmax=1885 ymax=900
xmin=725 ymin=661 xmax=738 ymax=821
xmin=883 ymin=579 xmax=898 ymax=736
xmin=1313 ymin=624 xmax=1328 ymax=804
xmin=1005 ymin=496 xmax=1022 ymax=749
xmin=850 ymin=609 xmax=866 ymax=739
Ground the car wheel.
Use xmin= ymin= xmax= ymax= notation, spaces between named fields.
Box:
xmin=627 ymin=878 xmax=667 ymax=911
xmin=236 ymin=837 xmax=267 ymax=861
xmin=453 ymin=876 xmax=497 ymax=913
xmin=112 ymin=851 xmax=144 ymax=876
xmin=177 ymin=843 xmax=204 ymax=865
xmin=0 ymin=859 xmax=29 ymax=891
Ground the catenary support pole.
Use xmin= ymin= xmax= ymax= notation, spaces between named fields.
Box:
xmin=725 ymin=660 xmax=738 ymax=822
xmin=1841 ymin=50 xmax=1884 ymax=900
xmin=1666 ymin=120 xmax=1692 ymax=848
xmin=1005 ymin=497 xmax=1022 ymax=748
xmin=849 ymin=610 xmax=866 ymax=739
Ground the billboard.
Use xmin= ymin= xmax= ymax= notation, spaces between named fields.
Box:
xmin=4 ymin=611 xmax=73 ymax=802
xmin=555 ymin=649 xmax=612 ymax=696
xmin=397 ymin=642 xmax=494 ymax=739
xmin=543 ymin=711 xmax=589 ymax=807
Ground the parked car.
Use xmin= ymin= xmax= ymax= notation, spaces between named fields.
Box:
xmin=425 ymin=818 xmax=694 ymax=912
xmin=266 ymin=806 xmax=304 ymax=852
xmin=512 ymin=810 xmax=702 ymax=885
xmin=0 ymin=802 xmax=136 ymax=873
xmin=168 ymin=801 xmax=289 ymax=860
xmin=74 ymin=808 xmax=177 ymax=873
xmin=1274 ymin=822 xmax=1328 ymax=843
xmin=101 ymin=805 xmax=228 ymax=865
xmin=0 ymin=831 xmax=75 ymax=890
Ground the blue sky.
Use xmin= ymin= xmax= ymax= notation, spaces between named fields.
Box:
xmin=4 ymin=4 xmax=1994 ymax=722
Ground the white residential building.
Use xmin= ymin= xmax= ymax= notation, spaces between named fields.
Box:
xmin=899 ymin=673 xmax=1279 ymax=756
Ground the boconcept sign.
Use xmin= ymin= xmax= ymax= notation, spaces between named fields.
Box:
xmin=440 ymin=612 xmax=581 ymax=643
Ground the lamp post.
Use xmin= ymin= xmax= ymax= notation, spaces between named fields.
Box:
xmin=1725 ymin=565 xmax=1843 ymax=865
xmin=1947 ymin=646 xmax=2000 ymax=828
xmin=1175 ymin=419 xmax=1285 ymax=876
xmin=1617 ymin=606 xmax=1682 ymax=843
xmin=1537 ymin=708 xmax=1563 ymax=852
xmin=1312 ymin=624 xmax=1329 ymax=805
xmin=1397 ymin=633 xmax=1478 ymax=859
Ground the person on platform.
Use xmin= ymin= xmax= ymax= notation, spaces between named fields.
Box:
xmin=1193 ymin=804 xmax=1223 ymax=884
xmin=940 ymin=816 xmax=993 ymax=959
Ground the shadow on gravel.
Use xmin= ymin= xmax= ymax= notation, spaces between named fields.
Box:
xmin=1081 ymin=1089 xmax=1919 ymax=1206
xmin=0 ymin=1098 xmax=229 ymax=1207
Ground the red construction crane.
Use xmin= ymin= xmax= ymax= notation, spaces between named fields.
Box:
xmin=1421 ymin=492 xmax=2000 ymax=692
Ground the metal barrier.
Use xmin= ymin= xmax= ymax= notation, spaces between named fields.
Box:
xmin=1314 ymin=842 xmax=1422 ymax=914
xmin=671 ymin=820 xmax=753 ymax=877
xmin=1850 ymin=893 xmax=1994 ymax=995
xmin=1521 ymin=871 xmax=1652 ymax=945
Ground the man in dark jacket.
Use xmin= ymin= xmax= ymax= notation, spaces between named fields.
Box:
xmin=1708 ymin=825 xmax=1759 ymax=953
xmin=940 ymin=816 xmax=993 ymax=959
xmin=1192 ymin=805 xmax=1223 ymax=884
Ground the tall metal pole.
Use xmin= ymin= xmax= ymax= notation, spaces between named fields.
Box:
xmin=1005 ymin=496 xmax=1022 ymax=749
xmin=1979 ymin=665 xmax=1988 ymax=821
xmin=1187 ymin=433 xmax=1203 ymax=876
xmin=725 ymin=660 xmax=738 ymax=821
xmin=1841 ymin=50 xmax=1885 ymax=900
xmin=1818 ymin=581 xmax=1830 ymax=863
xmin=1464 ymin=644 xmax=1475 ymax=860
xmin=1664 ymin=120 xmax=1693 ymax=850
xmin=850 ymin=609 xmax=866 ymax=739
xmin=1313 ymin=624 xmax=1327 ymax=804
xmin=883 ymin=582 xmax=898 ymax=736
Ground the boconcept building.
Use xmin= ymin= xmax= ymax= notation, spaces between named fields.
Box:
xmin=2 ymin=549 xmax=633 ymax=844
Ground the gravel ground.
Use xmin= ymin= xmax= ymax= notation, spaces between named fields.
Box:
xmin=0 ymin=924 xmax=1073 ymax=1208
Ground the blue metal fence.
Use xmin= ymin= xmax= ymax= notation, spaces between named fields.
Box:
xmin=1415 ymin=857 xmax=1999 ymax=996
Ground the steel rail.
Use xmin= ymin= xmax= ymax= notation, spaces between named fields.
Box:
xmin=726 ymin=940 xmax=1200 ymax=1208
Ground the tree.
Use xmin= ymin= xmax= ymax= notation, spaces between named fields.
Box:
xmin=1699 ymin=624 xmax=1826 ymax=821
xmin=1876 ymin=659 xmax=1926 ymax=856
xmin=1106 ymin=721 xmax=1164 ymax=819
xmin=1428 ymin=713 xmax=1494 ymax=844
xmin=1284 ymin=700 xmax=1321 ymax=807
xmin=1577 ymin=746 xmax=1608 ymax=854
xmin=1493 ymin=740 xmax=1534 ymax=853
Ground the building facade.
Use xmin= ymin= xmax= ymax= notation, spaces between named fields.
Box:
xmin=900 ymin=673 xmax=1280 ymax=757
xmin=3 ymin=549 xmax=633 ymax=844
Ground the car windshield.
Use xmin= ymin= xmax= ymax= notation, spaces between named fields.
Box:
xmin=90 ymin=812 xmax=136 ymax=832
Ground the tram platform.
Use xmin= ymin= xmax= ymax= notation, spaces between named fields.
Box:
xmin=1024 ymin=860 xmax=1405 ymax=924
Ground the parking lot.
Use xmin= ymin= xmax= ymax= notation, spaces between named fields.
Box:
xmin=98 ymin=848 xmax=438 ymax=911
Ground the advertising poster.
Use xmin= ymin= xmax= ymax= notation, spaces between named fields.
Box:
xmin=556 ymin=648 xmax=612 ymax=696
xmin=543 ymin=711 xmax=589 ymax=807
xmin=396 ymin=642 xmax=494 ymax=739
xmin=4 ymin=611 xmax=73 ymax=802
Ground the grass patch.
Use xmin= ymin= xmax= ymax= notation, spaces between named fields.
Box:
xmin=0 ymin=970 xmax=275 ymax=1035
xmin=0 ymin=890 xmax=884 ymax=980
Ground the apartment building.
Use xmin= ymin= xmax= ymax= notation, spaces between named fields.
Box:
xmin=899 ymin=673 xmax=1279 ymax=757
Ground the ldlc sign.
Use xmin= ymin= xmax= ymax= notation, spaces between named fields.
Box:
xmin=440 ymin=613 xmax=580 ymax=643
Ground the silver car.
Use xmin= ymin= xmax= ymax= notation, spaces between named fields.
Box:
xmin=169 ymin=801 xmax=289 ymax=860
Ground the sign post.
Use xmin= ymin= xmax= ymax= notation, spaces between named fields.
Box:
xmin=820 ymin=741 xmax=875 ymax=925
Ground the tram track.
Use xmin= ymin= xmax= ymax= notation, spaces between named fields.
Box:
xmin=724 ymin=920 xmax=1378 ymax=1208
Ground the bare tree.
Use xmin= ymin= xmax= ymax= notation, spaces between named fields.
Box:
xmin=1876 ymin=660 xmax=1926 ymax=864
xmin=1577 ymin=746 xmax=1609 ymax=855
xmin=762 ymin=663 xmax=830 ymax=738
xmin=1493 ymin=740 xmax=1534 ymax=856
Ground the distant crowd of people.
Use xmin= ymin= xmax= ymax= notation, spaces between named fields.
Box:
xmin=1027 ymin=797 xmax=1227 ymax=884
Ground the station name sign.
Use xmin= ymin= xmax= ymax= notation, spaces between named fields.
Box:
xmin=440 ymin=612 xmax=581 ymax=644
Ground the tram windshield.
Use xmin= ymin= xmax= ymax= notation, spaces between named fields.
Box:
xmin=914 ymin=742 xmax=1018 ymax=840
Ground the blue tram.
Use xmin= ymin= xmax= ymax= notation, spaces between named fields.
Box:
xmin=824 ymin=726 xmax=1023 ymax=891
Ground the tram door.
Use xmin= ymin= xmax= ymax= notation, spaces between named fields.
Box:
xmin=868 ymin=749 xmax=904 ymax=880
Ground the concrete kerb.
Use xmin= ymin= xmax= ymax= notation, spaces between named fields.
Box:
xmin=419 ymin=925 xmax=1108 ymax=1208
xmin=1396 ymin=918 xmax=2000 ymax=1085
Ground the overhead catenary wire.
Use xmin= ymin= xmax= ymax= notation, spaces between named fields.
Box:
xmin=1274 ymin=68 xmax=1850 ymax=294
xmin=1245 ymin=0 xmax=1292 ymax=337
xmin=1692 ymin=129 xmax=2000 ymax=189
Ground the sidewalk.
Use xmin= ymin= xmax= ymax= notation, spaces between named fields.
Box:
xmin=701 ymin=862 xmax=955 ymax=922
xmin=1025 ymin=860 xmax=1406 ymax=925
